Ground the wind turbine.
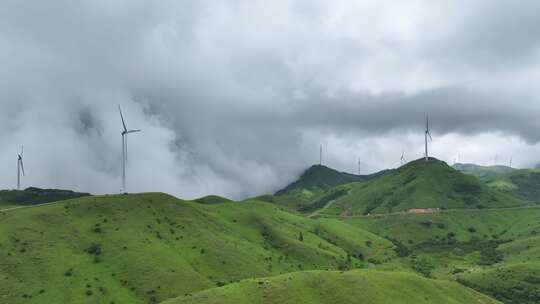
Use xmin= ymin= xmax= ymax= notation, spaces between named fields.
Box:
xmin=509 ymin=156 xmax=513 ymax=168
xmin=17 ymin=146 xmax=24 ymax=190
xmin=358 ymin=157 xmax=361 ymax=175
xmin=118 ymin=105 xmax=141 ymax=193
xmin=400 ymin=150 xmax=405 ymax=166
xmin=424 ymin=114 xmax=432 ymax=161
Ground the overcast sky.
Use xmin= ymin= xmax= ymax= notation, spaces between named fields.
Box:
xmin=1 ymin=1 xmax=540 ymax=199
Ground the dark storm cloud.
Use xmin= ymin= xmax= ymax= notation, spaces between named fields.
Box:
xmin=1 ymin=0 xmax=540 ymax=199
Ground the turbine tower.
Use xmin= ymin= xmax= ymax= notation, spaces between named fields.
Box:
xmin=358 ymin=157 xmax=361 ymax=175
xmin=118 ymin=105 xmax=141 ymax=193
xmin=17 ymin=146 xmax=24 ymax=190
xmin=509 ymin=156 xmax=513 ymax=168
xmin=424 ymin=114 xmax=432 ymax=161
xmin=319 ymin=144 xmax=323 ymax=166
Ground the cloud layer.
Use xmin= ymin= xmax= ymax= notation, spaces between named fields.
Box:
xmin=1 ymin=1 xmax=540 ymax=199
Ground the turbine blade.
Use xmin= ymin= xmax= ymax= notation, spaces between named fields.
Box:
xmin=126 ymin=129 xmax=141 ymax=134
xmin=428 ymin=131 xmax=433 ymax=141
xmin=118 ymin=105 xmax=127 ymax=132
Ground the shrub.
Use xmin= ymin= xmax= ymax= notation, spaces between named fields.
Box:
xmin=85 ymin=243 xmax=102 ymax=256
xmin=420 ymin=220 xmax=432 ymax=228
xmin=412 ymin=258 xmax=434 ymax=278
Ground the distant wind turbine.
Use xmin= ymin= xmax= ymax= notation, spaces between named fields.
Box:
xmin=358 ymin=157 xmax=361 ymax=175
xmin=509 ymin=156 xmax=513 ymax=168
xmin=424 ymin=114 xmax=432 ymax=161
xmin=400 ymin=150 xmax=405 ymax=166
xmin=118 ymin=105 xmax=141 ymax=193
xmin=319 ymin=144 xmax=323 ymax=166
xmin=17 ymin=146 xmax=24 ymax=190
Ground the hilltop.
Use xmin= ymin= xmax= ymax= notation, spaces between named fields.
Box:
xmin=454 ymin=163 xmax=540 ymax=203
xmin=0 ymin=187 xmax=91 ymax=208
xmin=256 ymin=165 xmax=388 ymax=211
xmin=163 ymin=269 xmax=500 ymax=304
xmin=275 ymin=165 xmax=386 ymax=195
xmin=316 ymin=158 xmax=524 ymax=216
xmin=0 ymin=193 xmax=394 ymax=304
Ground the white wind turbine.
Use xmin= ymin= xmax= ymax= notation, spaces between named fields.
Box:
xmin=118 ymin=105 xmax=141 ymax=193
xmin=17 ymin=146 xmax=25 ymax=190
xmin=424 ymin=114 xmax=432 ymax=161
xmin=400 ymin=150 xmax=406 ymax=166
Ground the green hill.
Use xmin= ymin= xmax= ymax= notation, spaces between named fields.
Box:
xmin=0 ymin=187 xmax=91 ymax=208
xmin=454 ymin=164 xmax=540 ymax=203
xmin=0 ymin=193 xmax=394 ymax=304
xmin=457 ymin=263 xmax=540 ymax=304
xmin=163 ymin=269 xmax=500 ymax=304
xmin=193 ymin=195 xmax=234 ymax=205
xmin=275 ymin=165 xmax=386 ymax=195
xmin=317 ymin=158 xmax=524 ymax=216
xmin=255 ymin=165 xmax=388 ymax=211
xmin=453 ymin=163 xmax=515 ymax=178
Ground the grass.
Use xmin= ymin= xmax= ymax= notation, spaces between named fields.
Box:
xmin=457 ymin=263 xmax=540 ymax=304
xmin=341 ymin=207 xmax=540 ymax=302
xmin=454 ymin=163 xmax=540 ymax=203
xmin=0 ymin=193 xmax=394 ymax=304
xmin=318 ymin=158 xmax=524 ymax=216
xmin=162 ymin=269 xmax=500 ymax=304
xmin=193 ymin=195 xmax=234 ymax=205
xmin=2 ymin=159 xmax=540 ymax=304
xmin=257 ymin=165 xmax=387 ymax=211
xmin=0 ymin=187 xmax=91 ymax=208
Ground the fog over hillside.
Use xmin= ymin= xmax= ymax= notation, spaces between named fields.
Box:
xmin=2 ymin=1 xmax=540 ymax=199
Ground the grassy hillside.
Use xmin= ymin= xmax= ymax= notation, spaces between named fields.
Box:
xmin=453 ymin=163 xmax=515 ymax=178
xmin=163 ymin=269 xmax=500 ymax=304
xmin=318 ymin=158 xmax=524 ymax=216
xmin=457 ymin=263 xmax=540 ymax=304
xmin=344 ymin=207 xmax=540 ymax=303
xmin=0 ymin=193 xmax=394 ymax=304
xmin=346 ymin=207 xmax=540 ymax=246
xmin=275 ymin=165 xmax=385 ymax=195
xmin=256 ymin=165 xmax=387 ymax=211
xmin=453 ymin=164 xmax=540 ymax=203
xmin=193 ymin=195 xmax=234 ymax=205
xmin=0 ymin=187 xmax=91 ymax=208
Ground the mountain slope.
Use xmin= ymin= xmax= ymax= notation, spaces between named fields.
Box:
xmin=256 ymin=165 xmax=388 ymax=211
xmin=275 ymin=165 xmax=386 ymax=195
xmin=453 ymin=163 xmax=515 ymax=177
xmin=0 ymin=187 xmax=91 ymax=208
xmin=162 ymin=269 xmax=500 ymax=304
xmin=0 ymin=193 xmax=394 ymax=304
xmin=458 ymin=263 xmax=540 ymax=304
xmin=318 ymin=158 xmax=524 ymax=216
xmin=454 ymin=164 xmax=540 ymax=203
